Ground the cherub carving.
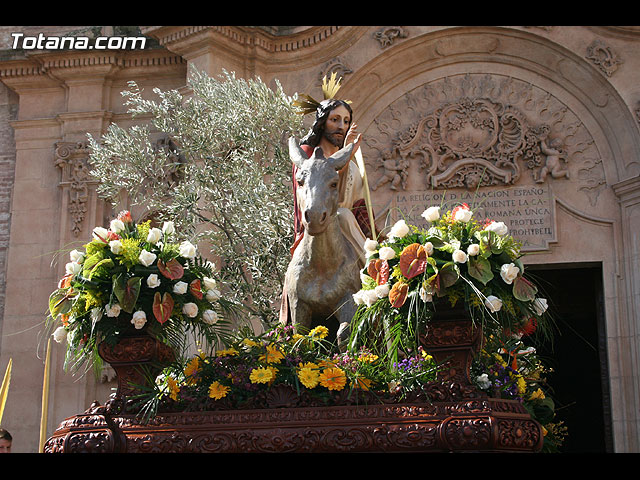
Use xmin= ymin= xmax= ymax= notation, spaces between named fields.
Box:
xmin=536 ymin=136 xmax=569 ymax=183
xmin=372 ymin=150 xmax=407 ymax=191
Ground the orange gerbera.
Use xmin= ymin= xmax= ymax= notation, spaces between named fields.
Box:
xmin=318 ymin=367 xmax=347 ymax=391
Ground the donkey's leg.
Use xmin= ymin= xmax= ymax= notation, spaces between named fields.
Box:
xmin=335 ymin=293 xmax=358 ymax=351
xmin=288 ymin=293 xmax=313 ymax=334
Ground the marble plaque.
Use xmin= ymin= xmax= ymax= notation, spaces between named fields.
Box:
xmin=390 ymin=185 xmax=556 ymax=251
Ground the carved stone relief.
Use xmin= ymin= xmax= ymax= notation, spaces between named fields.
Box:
xmin=373 ymin=27 xmax=409 ymax=49
xmin=54 ymin=141 xmax=97 ymax=237
xmin=365 ymin=73 xmax=606 ymax=250
xmin=586 ymin=39 xmax=623 ymax=77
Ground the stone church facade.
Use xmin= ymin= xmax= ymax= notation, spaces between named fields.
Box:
xmin=0 ymin=26 xmax=638 ymax=452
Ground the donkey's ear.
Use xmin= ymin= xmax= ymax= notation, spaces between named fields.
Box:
xmin=288 ymin=137 xmax=306 ymax=167
xmin=327 ymin=142 xmax=354 ymax=171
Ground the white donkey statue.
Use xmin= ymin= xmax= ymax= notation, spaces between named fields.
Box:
xmin=284 ymin=137 xmax=362 ymax=347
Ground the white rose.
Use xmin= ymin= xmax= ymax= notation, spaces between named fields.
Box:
xmin=467 ymin=243 xmax=480 ymax=256
xmin=69 ymin=249 xmax=84 ymax=263
xmin=421 ymin=206 xmax=440 ymax=222
xmin=374 ymin=284 xmax=390 ymax=298
xmin=110 ymin=218 xmax=126 ymax=233
xmin=419 ymin=286 xmax=432 ymax=303
xmin=173 ymin=281 xmax=188 ymax=295
xmin=52 ymin=326 xmax=67 ymax=344
xmin=206 ymin=288 xmax=221 ymax=302
xmin=476 ymin=373 xmax=491 ymax=389
xmin=105 ymin=303 xmax=121 ymax=318
xmin=203 ymin=277 xmax=217 ymax=290
xmin=363 ymin=238 xmax=378 ymax=254
xmin=352 ymin=290 xmax=365 ymax=305
xmin=454 ymin=207 xmax=473 ymax=223
xmin=452 ymin=249 xmax=468 ymax=264
xmin=485 ymin=221 xmax=509 ymax=236
xmin=146 ymin=227 xmax=163 ymax=244
xmin=363 ymin=289 xmax=379 ymax=307
xmin=65 ymin=261 xmax=82 ymax=276
xmin=500 ymin=263 xmax=520 ymax=284
xmin=485 ymin=295 xmax=503 ymax=313
xmin=92 ymin=226 xmax=109 ymax=243
xmin=138 ymin=249 xmax=157 ymax=267
xmin=423 ymin=241 xmax=434 ymax=256
xmin=109 ymin=240 xmax=123 ymax=254
xmin=389 ymin=219 xmax=410 ymax=238
xmin=378 ymin=246 xmax=396 ymax=261
xmin=533 ymin=298 xmax=549 ymax=315
xmin=162 ymin=221 xmax=175 ymax=235
xmin=131 ymin=310 xmax=147 ymax=329
xmin=182 ymin=302 xmax=198 ymax=318
xmin=146 ymin=274 xmax=161 ymax=289
xmin=202 ymin=309 xmax=218 ymax=325
xmin=179 ymin=241 xmax=197 ymax=259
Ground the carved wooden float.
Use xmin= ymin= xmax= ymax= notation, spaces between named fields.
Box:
xmin=44 ymin=314 xmax=544 ymax=453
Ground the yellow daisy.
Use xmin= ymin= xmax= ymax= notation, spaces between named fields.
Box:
xmin=208 ymin=381 xmax=230 ymax=400
xmin=318 ymin=367 xmax=347 ymax=391
xmin=216 ymin=347 xmax=239 ymax=357
xmin=351 ymin=376 xmax=372 ymax=391
xmin=297 ymin=363 xmax=320 ymax=389
xmin=309 ymin=325 xmax=329 ymax=339
xmin=250 ymin=367 xmax=275 ymax=384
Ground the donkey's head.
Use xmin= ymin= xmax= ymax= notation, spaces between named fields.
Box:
xmin=289 ymin=137 xmax=354 ymax=236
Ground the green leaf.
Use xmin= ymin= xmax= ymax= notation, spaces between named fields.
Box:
xmin=49 ymin=289 xmax=72 ymax=318
xmin=467 ymin=256 xmax=494 ymax=285
xmin=112 ymin=274 xmax=142 ymax=313
xmin=513 ymin=275 xmax=538 ymax=302
xmin=87 ymin=258 xmax=114 ymax=279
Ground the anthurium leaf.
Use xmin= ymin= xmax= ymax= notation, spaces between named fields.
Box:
xmin=157 ymin=258 xmax=184 ymax=280
xmin=467 ymin=256 xmax=494 ymax=285
xmin=49 ymin=290 xmax=72 ymax=318
xmin=513 ymin=275 xmax=538 ymax=302
xmin=439 ymin=262 xmax=460 ymax=289
xmin=112 ymin=274 xmax=142 ymax=313
xmin=152 ymin=292 xmax=174 ymax=324
xmin=87 ymin=258 xmax=114 ymax=279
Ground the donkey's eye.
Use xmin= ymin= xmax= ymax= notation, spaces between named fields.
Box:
xmin=330 ymin=181 xmax=338 ymax=189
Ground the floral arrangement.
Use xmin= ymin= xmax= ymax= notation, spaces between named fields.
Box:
xmin=47 ymin=210 xmax=233 ymax=373
xmin=148 ymin=322 xmax=440 ymax=414
xmin=471 ymin=332 xmax=567 ymax=452
xmin=349 ymin=203 xmax=552 ymax=362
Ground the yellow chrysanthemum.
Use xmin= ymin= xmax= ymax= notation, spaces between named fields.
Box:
xmin=166 ymin=376 xmax=180 ymax=401
xmin=308 ymin=325 xmax=329 ymax=339
xmin=291 ymin=333 xmax=305 ymax=344
xmin=242 ymin=338 xmax=260 ymax=349
xmin=208 ymin=381 xmax=230 ymax=400
xmin=516 ymin=375 xmax=527 ymax=395
xmin=529 ymin=388 xmax=546 ymax=401
xmin=318 ymin=367 xmax=347 ymax=391
xmin=358 ymin=353 xmax=379 ymax=364
xmin=297 ymin=362 xmax=320 ymax=389
xmin=250 ymin=367 xmax=275 ymax=384
xmin=216 ymin=347 xmax=239 ymax=357
xmin=259 ymin=344 xmax=285 ymax=364
xmin=183 ymin=356 xmax=201 ymax=385
xmin=318 ymin=359 xmax=337 ymax=369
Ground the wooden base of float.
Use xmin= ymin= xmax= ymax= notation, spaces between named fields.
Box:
xmin=44 ymin=316 xmax=543 ymax=453
xmin=44 ymin=392 xmax=543 ymax=453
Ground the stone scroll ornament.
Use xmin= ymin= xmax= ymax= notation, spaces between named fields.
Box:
xmin=371 ymin=97 xmax=570 ymax=192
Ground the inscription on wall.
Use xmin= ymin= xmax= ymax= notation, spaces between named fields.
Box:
xmin=391 ymin=185 xmax=555 ymax=251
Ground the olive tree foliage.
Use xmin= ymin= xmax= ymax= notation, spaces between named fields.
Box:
xmin=87 ymin=68 xmax=305 ymax=326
